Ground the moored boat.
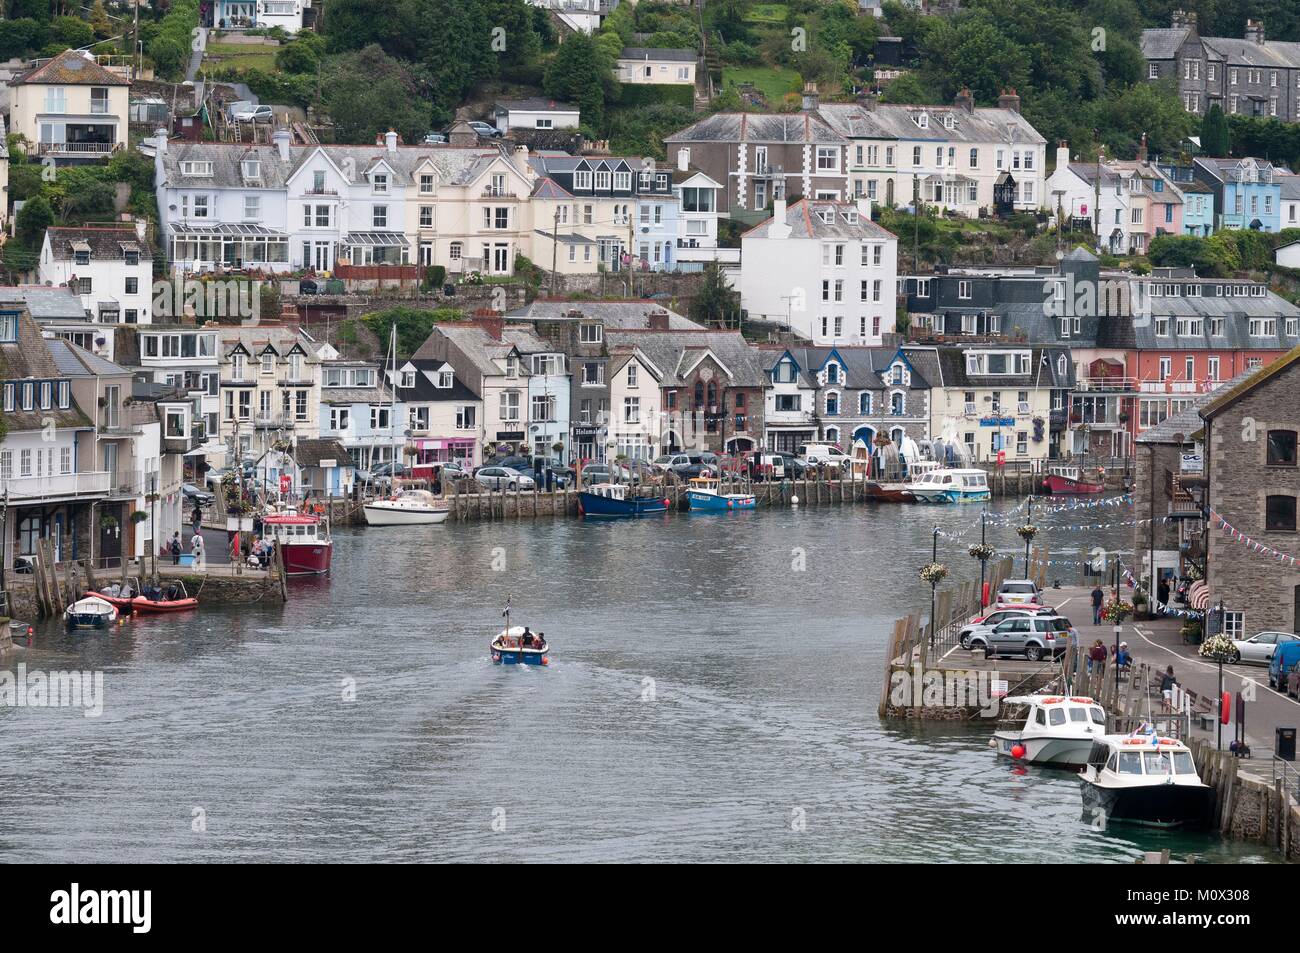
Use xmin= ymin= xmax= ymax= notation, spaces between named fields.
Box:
xmin=64 ymin=596 xmax=118 ymax=630
xmin=684 ymin=477 xmax=756 ymax=512
xmin=261 ymin=509 xmax=333 ymax=575
xmin=363 ymin=488 xmax=451 ymax=526
xmin=132 ymin=580 xmax=199 ymax=613
xmin=1079 ymin=731 xmax=1213 ymax=828
xmin=93 ymin=578 xmax=142 ymax=613
xmin=906 ymin=468 xmax=991 ymax=504
xmin=579 ymin=482 xmax=669 ymax=518
xmin=991 ymin=695 xmax=1107 ymax=768
xmin=1042 ymin=465 xmax=1104 ymax=495
xmin=863 ymin=480 xmax=915 ymax=503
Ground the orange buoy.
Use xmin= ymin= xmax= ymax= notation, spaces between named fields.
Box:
xmin=1010 ymin=744 xmax=1026 ymax=759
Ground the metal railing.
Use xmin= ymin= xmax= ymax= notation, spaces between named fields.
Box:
xmin=1272 ymin=756 xmax=1300 ymax=801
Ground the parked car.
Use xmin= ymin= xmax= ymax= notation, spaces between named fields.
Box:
xmin=974 ymin=615 xmax=1076 ymax=662
xmin=422 ymin=132 xmax=448 ymax=144
xmin=580 ymin=463 xmax=634 ymax=486
xmin=779 ymin=453 xmax=810 ymax=478
xmin=182 ymin=483 xmax=214 ymax=506
xmin=1267 ymin=641 xmax=1300 ymax=691
xmin=652 ymin=453 xmax=691 ymax=473
xmin=483 ymin=454 xmax=533 ymax=473
xmin=468 ymin=120 xmax=502 ymax=138
xmin=1288 ymin=663 xmax=1300 ymax=699
xmin=995 ymin=579 xmax=1043 ymax=607
xmin=1227 ymin=630 xmax=1299 ymax=666
xmin=958 ymin=607 xmax=1052 ymax=649
xmin=233 ymin=104 xmax=274 ymax=123
xmin=674 ymin=462 xmax=717 ymax=481
xmin=476 ymin=466 xmax=535 ymax=491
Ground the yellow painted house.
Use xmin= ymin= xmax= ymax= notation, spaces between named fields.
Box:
xmin=9 ymin=49 xmax=131 ymax=162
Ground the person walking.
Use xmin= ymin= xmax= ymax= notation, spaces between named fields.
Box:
xmin=1091 ymin=584 xmax=1104 ymax=626
xmin=190 ymin=530 xmax=205 ymax=564
xmin=169 ymin=532 xmax=182 ymax=565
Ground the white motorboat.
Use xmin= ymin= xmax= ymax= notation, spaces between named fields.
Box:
xmin=363 ymin=489 xmax=450 ymax=526
xmin=906 ymin=467 xmax=991 ymax=503
xmin=1079 ymin=731 xmax=1213 ymax=828
xmin=64 ymin=596 xmax=118 ymax=630
xmin=991 ymin=695 xmax=1107 ymax=768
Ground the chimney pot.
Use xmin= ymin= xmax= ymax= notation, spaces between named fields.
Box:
xmin=801 ymin=82 xmax=819 ymax=112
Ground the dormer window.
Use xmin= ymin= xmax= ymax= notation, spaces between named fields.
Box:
xmin=242 ymin=159 xmax=261 ymax=180
xmin=0 ymin=311 xmax=16 ymax=342
xmin=826 ymin=364 xmax=840 ymax=384
xmin=595 ymin=171 xmax=611 ymax=190
xmin=574 ymin=170 xmax=592 ymax=190
xmin=915 ymin=112 xmax=929 ymax=128
xmin=943 ymin=114 xmax=955 ymax=129
xmin=400 ymin=370 xmax=416 ymax=388
xmin=437 ymin=370 xmax=452 ymax=388
xmin=372 ymin=172 xmax=389 ymax=194
xmin=817 ymin=209 xmax=833 ymax=224
xmin=74 ymin=250 xmax=90 ymax=266
xmin=419 ymin=173 xmax=435 ymax=194
xmin=181 ymin=161 xmax=213 ymax=176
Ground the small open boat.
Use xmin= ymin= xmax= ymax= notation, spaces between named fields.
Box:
xmin=579 ymin=482 xmax=669 ymax=518
xmin=490 ymin=625 xmax=551 ymax=665
xmin=684 ymin=476 xmax=756 ymax=512
xmin=132 ymin=580 xmax=199 ymax=613
xmin=1042 ymin=465 xmax=1104 ymax=495
xmin=64 ymin=596 xmax=118 ymax=630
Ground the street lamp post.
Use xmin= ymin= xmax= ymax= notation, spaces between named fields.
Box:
xmin=1023 ymin=497 xmax=1033 ymax=575
xmin=930 ymin=524 xmax=940 ymax=650
xmin=1113 ymin=622 xmax=1122 ymax=707
xmin=1216 ymin=598 xmax=1225 ymax=751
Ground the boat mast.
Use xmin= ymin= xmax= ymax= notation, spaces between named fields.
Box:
xmin=389 ymin=323 xmax=400 ymax=485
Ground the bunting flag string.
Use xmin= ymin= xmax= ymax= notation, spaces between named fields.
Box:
xmin=1208 ymin=508 xmax=1300 ymax=568
xmin=1117 ymin=562 xmax=1205 ymax=620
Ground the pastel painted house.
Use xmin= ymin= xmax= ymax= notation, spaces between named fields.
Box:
xmin=8 ymin=50 xmax=130 ymax=163
xmin=616 ymin=48 xmax=697 ymax=85
xmin=1194 ymin=157 xmax=1282 ymax=232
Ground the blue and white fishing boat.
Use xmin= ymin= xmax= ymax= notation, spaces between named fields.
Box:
xmin=578 ymin=482 xmax=669 ymax=518
xmin=684 ymin=476 xmax=756 ymax=512
xmin=490 ymin=596 xmax=550 ymax=666
xmin=906 ymin=467 xmax=991 ymax=504
xmin=64 ymin=595 xmax=118 ymax=630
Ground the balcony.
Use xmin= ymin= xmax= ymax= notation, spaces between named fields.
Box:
xmin=5 ymin=470 xmax=111 ymax=502
xmin=1139 ymin=379 xmax=1220 ymax=395
xmin=253 ymin=413 xmax=294 ymax=429
xmin=163 ymin=422 xmax=205 ymax=455
xmin=1075 ymin=375 xmax=1137 ymax=393
xmin=36 ymin=140 xmax=121 ymax=157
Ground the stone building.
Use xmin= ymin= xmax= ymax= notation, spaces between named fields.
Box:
xmin=1201 ymin=347 xmax=1300 ymax=635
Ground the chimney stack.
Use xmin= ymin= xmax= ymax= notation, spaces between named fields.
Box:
xmin=677 ymin=147 xmax=690 ymax=172
xmin=1056 ymin=140 xmax=1071 ymax=171
xmin=512 ymin=143 xmax=529 ymax=178
xmin=1171 ymin=9 xmax=1198 ymax=32
xmin=272 ymin=128 xmax=291 ymax=162
xmin=153 ymin=129 xmax=168 ymax=153
xmin=954 ymin=87 xmax=974 ymax=113
xmin=769 ymin=198 xmax=792 ymax=239
xmin=996 ymin=88 xmax=1021 ymax=113
xmin=1137 ymin=132 xmax=1148 ymax=164
xmin=474 ymin=311 xmax=504 ymax=340
xmin=801 ymin=82 xmax=819 ymax=112
xmin=1245 ymin=18 xmax=1265 ymax=44
xmin=648 ymin=309 xmax=670 ymax=331
xmin=384 ymin=128 xmax=399 ymax=154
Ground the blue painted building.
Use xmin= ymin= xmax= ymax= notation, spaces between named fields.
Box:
xmin=318 ymin=359 xmax=407 ymax=478
xmin=634 ymin=166 xmax=679 ymax=272
xmin=1156 ymin=162 xmax=1215 ymax=236
xmin=1194 ymin=157 xmax=1281 ymax=232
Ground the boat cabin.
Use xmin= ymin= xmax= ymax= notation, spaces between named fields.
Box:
xmin=1085 ymin=736 xmax=1197 ymax=778
xmin=911 ymin=468 xmax=988 ymax=490
xmin=588 ymin=483 xmax=629 ymax=500
xmin=1008 ymin=695 xmax=1106 ymax=730
xmin=262 ymin=514 xmax=327 ymax=544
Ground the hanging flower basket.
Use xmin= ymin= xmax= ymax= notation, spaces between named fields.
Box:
xmin=1101 ymin=599 xmax=1134 ymax=624
xmin=968 ymin=542 xmax=995 ymax=561
xmin=130 ymin=510 xmax=149 ymax=524
xmin=919 ymin=562 xmax=948 ymax=586
xmin=99 ymin=514 xmax=119 ymax=529
xmin=1199 ymin=633 xmax=1235 ymax=659
xmin=1016 ymin=524 xmax=1038 ymax=542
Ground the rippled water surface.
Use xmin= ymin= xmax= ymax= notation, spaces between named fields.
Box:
xmin=0 ymin=500 xmax=1278 ymax=862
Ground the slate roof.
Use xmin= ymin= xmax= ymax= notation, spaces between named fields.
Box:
xmin=506 ymin=299 xmax=703 ymax=330
xmin=393 ymin=359 xmax=481 ymax=403
xmin=818 ymin=102 xmax=1045 ymax=145
xmin=13 ymin=49 xmax=130 ymax=86
xmin=1135 ymin=374 xmax=1250 ymax=444
xmin=902 ymin=344 xmax=1072 ymax=389
xmin=296 ymin=438 xmax=352 ymax=468
xmin=46 ymin=338 xmax=130 ymax=378
xmin=764 ymin=345 xmax=932 ymax=390
xmin=1200 ymin=37 xmax=1300 ymax=69
xmin=619 ymin=47 xmax=697 ymax=62
xmin=0 ymin=305 xmax=92 ymax=432
xmin=0 ymin=285 xmax=87 ymax=321
xmin=45 ymin=226 xmax=153 ymax=261
xmin=744 ymin=198 xmax=898 ymax=241
xmin=603 ymin=330 xmax=769 ymax=387
xmin=1140 ymin=28 xmax=1191 ymax=60
xmin=218 ymin=326 xmax=318 ymax=358
xmin=414 ymin=324 xmax=519 ymax=376
xmin=665 ymin=111 xmax=847 ymax=144
xmin=1201 ymin=344 xmax=1300 ymax=420
xmin=494 ymin=98 xmax=579 ymax=112
xmin=159 ymin=141 xmax=514 ymax=191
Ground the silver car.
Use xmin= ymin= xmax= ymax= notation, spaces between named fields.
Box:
xmin=475 ymin=466 xmax=535 ymax=491
xmin=1228 ymin=630 xmax=1300 ymax=665
xmin=973 ymin=615 xmax=1076 ymax=662
xmin=958 ymin=607 xmax=1046 ymax=648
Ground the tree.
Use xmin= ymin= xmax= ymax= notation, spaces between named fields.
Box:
xmin=322 ymin=46 xmax=434 ymax=143
xmin=50 ymin=14 xmax=93 ymax=49
xmin=544 ymin=33 xmax=610 ymax=128
xmin=16 ymin=194 xmax=53 ymax=247
xmin=90 ymin=0 xmax=112 ymax=38
xmin=0 ymin=18 xmax=46 ymax=60
xmin=276 ymin=33 xmax=326 ymax=74
xmin=1202 ymin=104 xmax=1230 ymax=157
xmin=689 ymin=263 xmax=740 ymax=328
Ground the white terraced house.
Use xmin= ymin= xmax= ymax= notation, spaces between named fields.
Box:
xmin=740 ymin=198 xmax=900 ymax=347
xmin=818 ymin=88 xmax=1046 ymax=215
xmin=152 ymin=131 xmax=535 ymax=277
xmin=8 ymin=49 xmax=131 ymax=163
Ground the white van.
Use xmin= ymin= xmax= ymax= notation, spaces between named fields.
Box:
xmin=797 ymin=442 xmax=851 ymax=470
xmin=756 ymin=452 xmax=785 ymax=480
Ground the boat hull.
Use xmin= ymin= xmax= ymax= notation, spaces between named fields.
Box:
xmin=280 ymin=542 xmax=332 ymax=576
xmin=362 ymin=503 xmax=450 ymax=525
xmin=1079 ymin=779 xmax=1214 ymax=828
xmin=92 ymin=591 xmax=137 ymax=612
xmin=863 ymin=481 xmax=915 ymax=503
xmin=685 ymin=490 xmax=756 ymax=512
xmin=578 ymin=491 xmax=668 ymax=518
xmin=909 ymin=488 xmax=992 ymax=504
xmin=1043 ymin=474 xmax=1104 ymax=495
xmin=491 ymin=643 xmax=550 ymax=665
xmin=992 ymin=731 xmax=1096 ymax=768
xmin=132 ymin=597 xmax=199 ymax=613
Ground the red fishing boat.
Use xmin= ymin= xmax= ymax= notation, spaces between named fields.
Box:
xmin=261 ymin=508 xmax=333 ymax=576
xmin=1042 ymin=465 xmax=1104 ymax=495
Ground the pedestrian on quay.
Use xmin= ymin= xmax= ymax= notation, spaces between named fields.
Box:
xmin=169 ymin=532 xmax=182 ymax=565
xmin=1088 ymin=639 xmax=1107 ymax=673
xmin=1091 ymin=584 xmax=1104 ymax=625
xmin=191 ymin=531 xmax=205 ymax=564
xmin=1160 ymin=665 xmax=1178 ymax=712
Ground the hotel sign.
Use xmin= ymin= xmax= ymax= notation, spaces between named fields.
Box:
xmin=979 ymin=416 xmax=1015 ymax=427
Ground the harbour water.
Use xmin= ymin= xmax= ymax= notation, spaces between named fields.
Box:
xmin=0 ymin=500 xmax=1278 ymax=862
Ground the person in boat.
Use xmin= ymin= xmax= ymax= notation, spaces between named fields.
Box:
xmin=106 ymin=582 xmax=122 ymax=598
xmin=521 ymin=627 xmax=534 ymax=648
xmin=535 ymin=631 xmax=546 ymax=650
